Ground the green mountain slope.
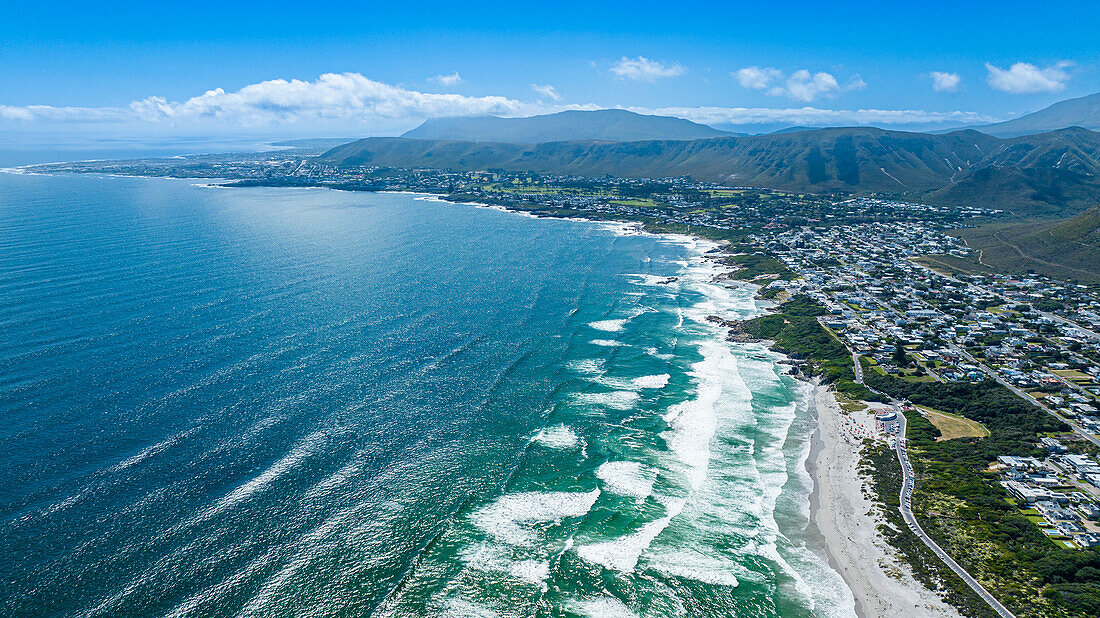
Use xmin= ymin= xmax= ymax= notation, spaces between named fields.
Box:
xmin=954 ymin=205 xmax=1100 ymax=283
xmin=322 ymin=127 xmax=1009 ymax=191
xmin=319 ymin=126 xmax=1100 ymax=218
xmin=401 ymin=109 xmax=738 ymax=143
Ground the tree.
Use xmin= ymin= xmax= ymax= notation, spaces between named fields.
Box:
xmin=893 ymin=339 xmax=910 ymax=368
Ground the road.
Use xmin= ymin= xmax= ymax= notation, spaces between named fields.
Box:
xmin=951 ymin=346 xmax=1100 ymax=449
xmin=893 ymin=410 xmax=1017 ymax=618
xmin=907 ymin=258 xmax=1100 ymax=342
xmin=1039 ymin=309 xmax=1100 ymax=342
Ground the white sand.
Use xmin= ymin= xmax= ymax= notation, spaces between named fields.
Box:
xmin=809 ymin=384 xmax=961 ymax=618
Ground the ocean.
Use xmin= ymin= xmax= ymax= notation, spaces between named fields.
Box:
xmin=0 ymin=172 xmax=852 ymax=617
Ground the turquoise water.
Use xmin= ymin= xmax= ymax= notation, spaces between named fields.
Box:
xmin=0 ymin=173 xmax=851 ymax=617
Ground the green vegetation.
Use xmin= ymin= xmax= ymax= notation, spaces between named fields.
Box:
xmin=741 ymin=296 xmax=881 ymax=401
xmin=863 ymin=366 xmax=1100 ymax=617
xmin=723 ymin=253 xmax=797 ymax=282
xmin=911 ymin=254 xmax=997 ymax=277
xmin=862 ymin=443 xmax=999 ymax=617
xmin=864 ymin=367 xmax=1065 ymax=461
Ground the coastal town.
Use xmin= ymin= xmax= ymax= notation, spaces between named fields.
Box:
xmin=24 ymin=153 xmax=1100 ymax=617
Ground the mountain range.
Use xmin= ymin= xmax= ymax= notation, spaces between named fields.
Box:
xmin=319 ymin=125 xmax=1100 ymax=218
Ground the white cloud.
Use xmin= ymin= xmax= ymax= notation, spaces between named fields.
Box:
xmin=0 ymin=71 xmax=998 ymax=135
xmin=734 ymin=66 xmax=782 ymax=90
xmin=531 ymin=83 xmax=561 ymax=101
xmin=736 ymin=67 xmax=864 ymax=102
xmin=930 ymin=71 xmax=961 ymax=92
xmin=985 ymin=61 xmax=1071 ymax=94
xmin=638 ymin=105 xmax=998 ymax=127
xmin=429 ymin=72 xmax=463 ymax=86
xmin=609 ymin=56 xmax=685 ymax=82
xmin=770 ymin=70 xmax=840 ymax=102
xmin=0 ymin=73 xmax=526 ymax=127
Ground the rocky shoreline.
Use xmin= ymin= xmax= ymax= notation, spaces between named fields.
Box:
xmin=705 ymin=314 xmax=768 ymax=343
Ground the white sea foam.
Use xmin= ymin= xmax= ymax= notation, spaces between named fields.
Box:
xmin=590 ymin=339 xmax=626 ymax=347
xmin=510 ymin=559 xmax=551 ymax=585
xmin=567 ymin=595 xmax=638 ymax=618
xmin=568 ymin=358 xmax=605 ymax=375
xmin=531 ymin=425 xmax=580 ymax=450
xmin=459 ymin=543 xmax=552 ymax=587
xmin=589 ymin=373 xmax=667 ymax=391
xmin=577 ymin=511 xmax=675 ymax=573
xmin=439 ymin=598 xmax=503 ymax=618
xmin=660 ymin=343 xmax=733 ymax=490
xmin=644 ymin=346 xmax=675 ymax=360
xmin=589 ymin=319 xmax=628 ymax=332
xmin=471 ymin=489 xmax=600 ymax=546
xmin=596 ymin=461 xmax=655 ymax=501
xmin=631 ymin=373 xmax=669 ymax=389
xmin=644 ymin=550 xmax=745 ymax=587
xmin=628 ymin=273 xmax=673 ymax=287
xmin=572 ymin=390 xmax=640 ymax=410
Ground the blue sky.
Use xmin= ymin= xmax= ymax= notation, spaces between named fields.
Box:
xmin=1 ymin=0 xmax=1097 ymax=139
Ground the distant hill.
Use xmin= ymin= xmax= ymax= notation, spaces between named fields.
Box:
xmin=319 ymin=126 xmax=1100 ymax=218
xmin=769 ymin=126 xmax=818 ymax=135
xmin=954 ymin=205 xmax=1100 ymax=283
xmin=971 ymin=92 xmax=1100 ymax=137
xmin=401 ymin=109 xmax=738 ymax=143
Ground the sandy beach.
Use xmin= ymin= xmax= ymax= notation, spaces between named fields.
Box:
xmin=808 ymin=383 xmax=961 ymax=618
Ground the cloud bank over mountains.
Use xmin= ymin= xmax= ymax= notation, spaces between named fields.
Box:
xmin=0 ymin=71 xmax=1002 ymax=135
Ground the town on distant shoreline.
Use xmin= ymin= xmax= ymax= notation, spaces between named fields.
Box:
xmin=24 ymin=151 xmax=1100 ymax=617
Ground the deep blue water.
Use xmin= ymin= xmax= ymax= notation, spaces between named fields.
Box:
xmin=0 ymin=173 xmax=851 ymax=617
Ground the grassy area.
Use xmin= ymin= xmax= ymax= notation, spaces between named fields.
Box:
xmin=1054 ymin=369 xmax=1093 ymax=381
xmin=835 ymin=392 xmax=868 ymax=413
xmin=707 ymin=189 xmax=748 ymax=197
xmin=916 ymin=405 xmax=991 ymax=440
xmin=609 ymin=198 xmax=660 ymax=208
xmin=902 ymin=374 xmax=939 ymax=383
xmin=911 ymin=254 xmax=997 ymax=277
xmin=862 ymin=443 xmax=999 ymax=617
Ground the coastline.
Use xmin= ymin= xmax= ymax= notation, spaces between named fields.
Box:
xmin=5 ymin=173 xmax=959 ymax=613
xmin=242 ymin=183 xmax=928 ymax=614
xmin=807 ymin=382 xmax=962 ymax=618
